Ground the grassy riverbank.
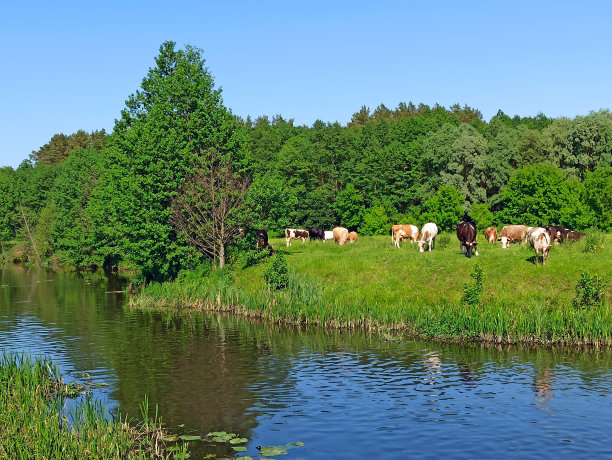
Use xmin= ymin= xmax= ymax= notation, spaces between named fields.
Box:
xmin=131 ymin=233 xmax=612 ymax=346
xmin=0 ymin=353 xmax=185 ymax=459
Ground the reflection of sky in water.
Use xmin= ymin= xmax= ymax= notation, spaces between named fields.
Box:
xmin=245 ymin=348 xmax=612 ymax=458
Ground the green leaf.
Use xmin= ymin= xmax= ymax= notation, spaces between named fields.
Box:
xmin=258 ymin=446 xmax=288 ymax=456
xmin=178 ymin=435 xmax=201 ymax=441
xmin=232 ymin=446 xmax=248 ymax=452
xmin=230 ymin=437 xmax=248 ymax=444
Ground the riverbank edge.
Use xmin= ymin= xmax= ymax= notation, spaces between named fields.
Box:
xmin=128 ymin=278 xmax=612 ymax=348
xmin=0 ymin=353 xmax=187 ymax=459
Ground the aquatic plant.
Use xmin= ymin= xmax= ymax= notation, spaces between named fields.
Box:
xmin=574 ymin=272 xmax=607 ymax=310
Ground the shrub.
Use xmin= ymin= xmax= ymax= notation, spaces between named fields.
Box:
xmin=263 ymin=252 xmax=289 ymax=290
xmin=435 ymin=232 xmax=451 ymax=249
xmin=574 ymin=272 xmax=607 ymax=310
xmin=462 ymin=264 xmax=484 ymax=307
xmin=241 ymin=248 xmax=270 ymax=268
xmin=584 ymin=230 xmax=606 ymax=254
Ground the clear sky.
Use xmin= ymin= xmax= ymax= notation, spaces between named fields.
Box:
xmin=1 ymin=1 xmax=611 ymax=168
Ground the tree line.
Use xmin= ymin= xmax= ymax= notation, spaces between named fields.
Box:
xmin=0 ymin=41 xmax=610 ymax=281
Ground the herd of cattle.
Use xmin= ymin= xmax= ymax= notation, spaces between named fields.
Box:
xmin=254 ymin=222 xmax=587 ymax=266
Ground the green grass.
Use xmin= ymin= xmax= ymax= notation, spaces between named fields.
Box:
xmin=131 ymin=233 xmax=612 ymax=346
xmin=0 ymin=352 xmax=187 ymax=459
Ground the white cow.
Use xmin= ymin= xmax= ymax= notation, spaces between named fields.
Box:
xmin=418 ymin=222 xmax=438 ymax=252
xmin=529 ymin=227 xmax=551 ymax=266
xmin=324 ymin=230 xmax=334 ymax=241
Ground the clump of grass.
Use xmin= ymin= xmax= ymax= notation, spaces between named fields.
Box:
xmin=462 ymin=264 xmax=484 ymax=307
xmin=0 ymin=352 xmax=185 ymax=459
xmin=435 ymin=232 xmax=451 ymax=249
xmin=574 ymin=272 xmax=607 ymax=310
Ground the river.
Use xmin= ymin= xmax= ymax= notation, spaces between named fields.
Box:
xmin=1 ymin=266 xmax=611 ymax=458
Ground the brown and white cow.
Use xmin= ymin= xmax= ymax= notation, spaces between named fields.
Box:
xmin=484 ymin=227 xmax=497 ymax=243
xmin=348 ymin=231 xmax=358 ymax=243
xmin=391 ymin=224 xmax=419 ymax=248
xmin=333 ymin=227 xmax=349 ymax=245
xmin=418 ymin=222 xmax=438 ymax=252
xmin=529 ymin=227 xmax=551 ymax=266
xmin=457 ymin=221 xmax=478 ymax=257
xmin=498 ymin=225 xmax=528 ymax=249
xmin=545 ymin=225 xmax=568 ymax=244
xmin=566 ymin=230 xmax=586 ymax=241
xmin=285 ymin=228 xmax=309 ymax=246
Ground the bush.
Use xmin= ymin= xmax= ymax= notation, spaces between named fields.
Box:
xmin=462 ymin=264 xmax=484 ymax=307
xmin=584 ymin=230 xmax=606 ymax=254
xmin=263 ymin=252 xmax=289 ymax=290
xmin=574 ymin=272 xmax=607 ymax=309
xmin=435 ymin=232 xmax=451 ymax=249
xmin=240 ymin=248 xmax=270 ymax=268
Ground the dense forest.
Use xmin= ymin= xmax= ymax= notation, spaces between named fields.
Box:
xmin=1 ymin=41 xmax=610 ymax=281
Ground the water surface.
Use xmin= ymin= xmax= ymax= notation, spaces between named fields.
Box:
xmin=1 ymin=266 xmax=611 ymax=458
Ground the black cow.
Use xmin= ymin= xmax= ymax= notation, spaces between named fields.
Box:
xmin=256 ymin=229 xmax=268 ymax=249
xmin=457 ymin=221 xmax=478 ymax=258
xmin=308 ymin=228 xmax=325 ymax=240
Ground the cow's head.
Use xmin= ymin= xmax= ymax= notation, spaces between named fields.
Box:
xmin=499 ymin=236 xmax=509 ymax=249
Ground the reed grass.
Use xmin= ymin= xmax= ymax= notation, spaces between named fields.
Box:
xmin=0 ymin=353 xmax=186 ymax=459
xmin=131 ymin=233 xmax=612 ymax=346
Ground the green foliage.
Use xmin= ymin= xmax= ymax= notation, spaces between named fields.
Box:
xmin=471 ymin=203 xmax=494 ymax=230
xmin=359 ymin=205 xmax=391 ymax=235
xmin=30 ymin=130 xmax=106 ymax=165
xmin=584 ymin=166 xmax=612 ymax=231
xmin=574 ymin=272 xmax=607 ymax=310
xmin=335 ymin=183 xmax=364 ymax=229
xmin=498 ymin=163 xmax=595 ymax=229
xmin=462 ymin=264 xmax=484 ymax=307
xmin=246 ymin=173 xmax=296 ymax=232
xmin=422 ymin=186 xmax=463 ymax=231
xmin=263 ymin=252 xmax=289 ymax=290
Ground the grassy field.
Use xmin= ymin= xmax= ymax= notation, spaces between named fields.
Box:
xmin=0 ymin=353 xmax=187 ymax=459
xmin=132 ymin=232 xmax=612 ymax=346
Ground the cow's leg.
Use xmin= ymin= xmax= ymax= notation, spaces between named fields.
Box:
xmin=534 ymin=249 xmax=539 ymax=266
xmin=286 ymin=237 xmax=291 ymax=247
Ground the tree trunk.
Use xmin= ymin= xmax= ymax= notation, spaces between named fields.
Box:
xmin=218 ymin=241 xmax=225 ymax=268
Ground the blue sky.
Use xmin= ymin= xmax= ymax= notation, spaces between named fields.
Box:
xmin=1 ymin=1 xmax=611 ymax=168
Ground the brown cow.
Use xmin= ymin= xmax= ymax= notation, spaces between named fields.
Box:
xmin=457 ymin=221 xmax=478 ymax=257
xmin=391 ymin=224 xmax=419 ymax=248
xmin=498 ymin=225 xmax=528 ymax=249
xmin=333 ymin=227 xmax=349 ymax=245
xmin=484 ymin=227 xmax=497 ymax=243
xmin=566 ymin=231 xmax=586 ymax=241
xmin=348 ymin=231 xmax=358 ymax=243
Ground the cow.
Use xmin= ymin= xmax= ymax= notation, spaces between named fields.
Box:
xmin=256 ymin=229 xmax=268 ymax=249
xmin=308 ymin=228 xmax=325 ymax=240
xmin=545 ymin=225 xmax=568 ymax=244
xmin=391 ymin=224 xmax=419 ymax=248
xmin=348 ymin=231 xmax=358 ymax=243
xmin=333 ymin=227 xmax=349 ymax=245
xmin=418 ymin=222 xmax=438 ymax=252
xmin=529 ymin=227 xmax=551 ymax=266
xmin=324 ymin=230 xmax=334 ymax=241
xmin=285 ymin=228 xmax=309 ymax=246
xmin=566 ymin=231 xmax=586 ymax=241
xmin=484 ymin=227 xmax=497 ymax=243
xmin=457 ymin=221 xmax=478 ymax=257
xmin=498 ymin=225 xmax=528 ymax=249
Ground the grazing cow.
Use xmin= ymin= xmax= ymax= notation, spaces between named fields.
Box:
xmin=418 ymin=222 xmax=438 ymax=252
xmin=545 ymin=225 xmax=567 ymax=244
xmin=566 ymin=231 xmax=586 ymax=241
xmin=484 ymin=227 xmax=498 ymax=243
xmin=457 ymin=222 xmax=478 ymax=257
xmin=324 ymin=230 xmax=334 ymax=241
xmin=529 ymin=227 xmax=551 ymax=266
xmin=333 ymin=227 xmax=349 ymax=245
xmin=256 ymin=229 xmax=268 ymax=249
xmin=348 ymin=231 xmax=358 ymax=243
xmin=498 ymin=225 xmax=528 ymax=249
xmin=391 ymin=224 xmax=420 ymax=248
xmin=308 ymin=228 xmax=326 ymax=240
xmin=285 ymin=228 xmax=309 ymax=246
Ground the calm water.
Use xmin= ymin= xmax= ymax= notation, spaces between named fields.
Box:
xmin=1 ymin=266 xmax=612 ymax=458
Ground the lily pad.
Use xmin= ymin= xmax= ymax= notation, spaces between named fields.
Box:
xmin=162 ymin=434 xmax=179 ymax=442
xmin=229 ymin=437 xmax=248 ymax=444
xmin=258 ymin=446 xmax=288 ymax=456
xmin=289 ymin=441 xmax=304 ymax=447
xmin=236 ymin=457 xmax=253 ymax=460
xmin=232 ymin=446 xmax=248 ymax=452
xmin=178 ymin=435 xmax=201 ymax=441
